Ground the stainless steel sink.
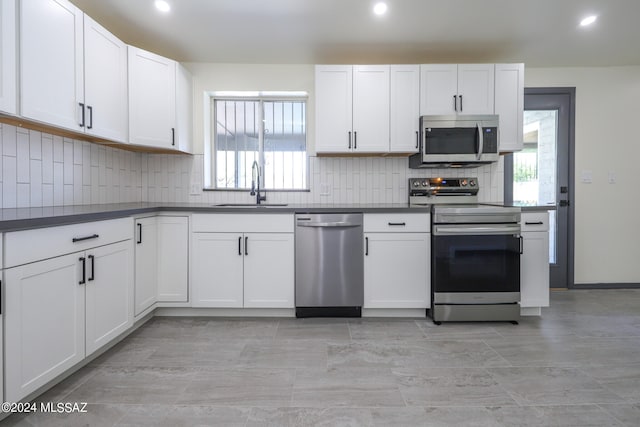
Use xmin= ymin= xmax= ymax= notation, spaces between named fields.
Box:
xmin=213 ymin=203 xmax=288 ymax=207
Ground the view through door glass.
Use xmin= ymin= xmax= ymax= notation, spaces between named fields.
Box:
xmin=506 ymin=88 xmax=574 ymax=289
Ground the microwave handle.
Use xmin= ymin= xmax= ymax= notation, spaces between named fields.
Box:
xmin=476 ymin=123 xmax=484 ymax=160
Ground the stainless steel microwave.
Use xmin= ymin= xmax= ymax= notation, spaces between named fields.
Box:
xmin=409 ymin=115 xmax=499 ymax=168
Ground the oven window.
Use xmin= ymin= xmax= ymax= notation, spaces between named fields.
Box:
xmin=424 ymin=128 xmax=478 ymax=155
xmin=433 ymin=235 xmax=520 ymax=293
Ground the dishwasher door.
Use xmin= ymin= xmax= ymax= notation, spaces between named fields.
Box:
xmin=295 ymin=213 xmax=364 ymax=317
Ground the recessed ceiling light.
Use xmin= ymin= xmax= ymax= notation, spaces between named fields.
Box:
xmin=373 ymin=2 xmax=388 ymax=16
xmin=155 ymin=0 xmax=170 ymax=13
xmin=580 ymin=15 xmax=597 ymax=27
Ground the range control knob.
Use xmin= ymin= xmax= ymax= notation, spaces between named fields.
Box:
xmin=469 ymin=179 xmax=476 ymax=186
xmin=422 ymin=180 xmax=428 ymax=187
xmin=413 ymin=181 xmax=420 ymax=187
xmin=461 ymin=179 xmax=468 ymax=186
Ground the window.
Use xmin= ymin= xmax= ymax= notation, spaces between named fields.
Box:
xmin=212 ymin=93 xmax=307 ymax=190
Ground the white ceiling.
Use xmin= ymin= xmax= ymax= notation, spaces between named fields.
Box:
xmin=70 ymin=0 xmax=640 ymax=67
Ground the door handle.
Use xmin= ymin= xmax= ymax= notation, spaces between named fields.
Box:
xmin=87 ymin=105 xmax=93 ymax=129
xmin=79 ymin=257 xmax=86 ymax=285
xmin=459 ymin=95 xmax=463 ymax=112
xmin=348 ymin=131 xmax=352 ymax=149
xmin=415 ymin=131 xmax=419 ymax=149
xmin=519 ymin=236 xmax=524 ymax=254
xmin=365 ymin=237 xmax=369 ymax=256
xmin=79 ymin=102 xmax=85 ymax=127
xmin=245 ymin=236 xmax=248 ymax=256
xmin=453 ymin=95 xmax=457 ymax=111
xmin=354 ymin=131 xmax=357 ymax=149
xmin=238 ymin=236 xmax=242 ymax=256
xmin=172 ymin=127 xmax=175 ymax=146
xmin=88 ymin=255 xmax=95 ymax=281
xmin=137 ymin=223 xmax=142 ymax=244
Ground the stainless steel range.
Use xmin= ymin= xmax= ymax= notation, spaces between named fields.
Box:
xmin=409 ymin=178 xmax=522 ymax=324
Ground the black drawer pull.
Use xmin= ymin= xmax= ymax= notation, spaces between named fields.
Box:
xmin=72 ymin=234 xmax=99 ymax=243
xmin=388 ymin=222 xmax=406 ymax=226
xmin=525 ymin=221 xmax=544 ymax=225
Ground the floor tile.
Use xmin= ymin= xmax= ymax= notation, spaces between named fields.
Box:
xmin=347 ymin=319 xmax=426 ymax=340
xmin=247 ymin=407 xmax=373 ymax=427
xmin=276 ymin=318 xmax=351 ymax=341
xmin=600 ymin=403 xmax=640 ymax=427
xmin=237 ymin=340 xmax=328 ymax=369
xmin=115 ymin=405 xmax=250 ymax=427
xmin=487 ymin=366 xmax=626 ymax=405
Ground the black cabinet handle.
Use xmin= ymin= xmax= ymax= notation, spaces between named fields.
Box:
xmin=525 ymin=221 xmax=544 ymax=225
xmin=459 ymin=95 xmax=463 ymax=112
xmin=415 ymin=131 xmax=419 ymax=149
xmin=172 ymin=127 xmax=175 ymax=146
xmin=137 ymin=223 xmax=142 ymax=244
xmin=244 ymin=236 xmax=248 ymax=256
xmin=87 ymin=105 xmax=93 ymax=129
xmin=238 ymin=236 xmax=242 ymax=255
xmin=79 ymin=102 xmax=85 ymax=127
xmin=453 ymin=95 xmax=457 ymax=111
xmin=388 ymin=222 xmax=406 ymax=226
xmin=365 ymin=237 xmax=369 ymax=256
xmin=354 ymin=131 xmax=357 ymax=149
xmin=72 ymin=234 xmax=99 ymax=243
xmin=88 ymin=255 xmax=95 ymax=281
xmin=79 ymin=257 xmax=86 ymax=285
xmin=519 ymin=236 xmax=524 ymax=254
xmin=348 ymin=131 xmax=352 ymax=149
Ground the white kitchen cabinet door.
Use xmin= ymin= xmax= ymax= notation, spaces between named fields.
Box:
xmin=495 ymin=63 xmax=524 ymax=152
xmin=0 ymin=0 xmax=17 ymax=115
xmin=85 ymin=240 xmax=134 ymax=356
xmin=20 ymin=0 xmax=84 ymax=131
xmin=83 ymin=14 xmax=128 ymax=143
xmin=243 ymin=233 xmax=294 ymax=308
xmin=521 ymin=228 xmax=550 ymax=308
xmin=315 ymin=65 xmax=353 ymax=153
xmin=128 ymin=46 xmax=176 ymax=149
xmin=192 ymin=233 xmax=243 ymax=307
xmin=390 ymin=65 xmax=420 ymax=153
xmin=456 ymin=64 xmax=495 ymax=115
xmin=364 ymin=233 xmax=430 ymax=308
xmin=5 ymin=253 xmax=85 ymax=402
xmin=175 ymin=63 xmax=193 ymax=153
xmin=419 ymin=64 xmax=458 ymax=115
xmin=134 ymin=216 xmax=157 ymax=316
xmin=157 ymin=216 xmax=189 ymax=302
xmin=352 ymin=65 xmax=390 ymax=153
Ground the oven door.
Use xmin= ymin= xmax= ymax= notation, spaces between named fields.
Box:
xmin=422 ymin=125 xmax=498 ymax=163
xmin=432 ymin=224 xmax=521 ymax=303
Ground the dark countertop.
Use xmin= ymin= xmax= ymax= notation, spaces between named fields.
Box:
xmin=0 ymin=203 xmax=430 ymax=232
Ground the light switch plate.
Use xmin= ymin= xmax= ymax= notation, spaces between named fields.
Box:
xmin=320 ymin=183 xmax=331 ymax=196
xmin=581 ymin=170 xmax=593 ymax=184
xmin=190 ymin=183 xmax=202 ymax=195
xmin=608 ymin=171 xmax=616 ymax=184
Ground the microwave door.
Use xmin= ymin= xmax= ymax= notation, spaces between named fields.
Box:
xmin=422 ymin=128 xmax=479 ymax=163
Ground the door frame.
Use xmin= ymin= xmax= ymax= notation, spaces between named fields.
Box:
xmin=504 ymin=87 xmax=576 ymax=289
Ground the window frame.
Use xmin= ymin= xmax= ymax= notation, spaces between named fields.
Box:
xmin=208 ymin=92 xmax=309 ymax=192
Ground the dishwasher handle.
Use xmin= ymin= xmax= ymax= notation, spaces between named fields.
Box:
xmin=297 ymin=221 xmax=361 ymax=228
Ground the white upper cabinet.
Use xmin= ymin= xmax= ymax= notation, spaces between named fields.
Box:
xmin=20 ymin=0 xmax=84 ymax=130
xmin=83 ymin=14 xmax=128 ymax=142
xmin=175 ymin=63 xmax=193 ymax=153
xmin=20 ymin=1 xmax=128 ymax=141
xmin=420 ymin=64 xmax=494 ymax=115
xmin=315 ymin=65 xmax=353 ymax=153
xmin=495 ymin=63 xmax=524 ymax=152
xmin=128 ymin=46 xmax=177 ymax=149
xmin=352 ymin=65 xmax=390 ymax=153
xmin=315 ymin=65 xmax=390 ymax=154
xmin=390 ymin=65 xmax=420 ymax=153
xmin=0 ymin=0 xmax=17 ymax=115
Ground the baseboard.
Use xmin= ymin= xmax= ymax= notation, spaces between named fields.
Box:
xmin=572 ymin=282 xmax=640 ymax=289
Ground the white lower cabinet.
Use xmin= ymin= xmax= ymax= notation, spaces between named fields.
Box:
xmin=4 ymin=219 xmax=133 ymax=402
xmin=134 ymin=216 xmax=158 ymax=315
xmin=191 ymin=214 xmax=294 ymax=309
xmin=157 ymin=216 xmax=189 ymax=302
xmin=363 ymin=213 xmax=431 ymax=309
xmin=521 ymin=212 xmax=550 ymax=309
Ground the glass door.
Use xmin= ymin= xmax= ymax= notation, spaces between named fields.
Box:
xmin=505 ymin=88 xmax=575 ymax=288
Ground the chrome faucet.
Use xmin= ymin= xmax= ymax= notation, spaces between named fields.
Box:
xmin=250 ymin=160 xmax=267 ymax=204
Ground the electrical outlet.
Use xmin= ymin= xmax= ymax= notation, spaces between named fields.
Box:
xmin=581 ymin=170 xmax=593 ymax=184
xmin=608 ymin=171 xmax=617 ymax=184
xmin=190 ymin=183 xmax=201 ymax=195
xmin=320 ymin=183 xmax=331 ymax=196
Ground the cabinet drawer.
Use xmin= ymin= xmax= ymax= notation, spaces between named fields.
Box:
xmin=521 ymin=212 xmax=550 ymax=232
xmin=192 ymin=214 xmax=293 ymax=233
xmin=5 ymin=218 xmax=132 ymax=268
xmin=364 ymin=213 xmax=430 ymax=233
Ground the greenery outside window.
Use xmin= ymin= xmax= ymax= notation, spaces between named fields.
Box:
xmin=212 ymin=92 xmax=308 ymax=190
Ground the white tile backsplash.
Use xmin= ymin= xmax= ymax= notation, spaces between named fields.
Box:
xmin=0 ymin=122 xmax=505 ymax=208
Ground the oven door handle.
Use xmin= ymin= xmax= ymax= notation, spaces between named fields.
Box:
xmin=433 ymin=225 xmax=521 ymax=236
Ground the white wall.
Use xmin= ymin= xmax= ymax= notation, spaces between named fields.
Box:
xmin=526 ymin=66 xmax=640 ymax=285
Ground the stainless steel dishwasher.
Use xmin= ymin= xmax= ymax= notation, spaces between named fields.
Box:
xmin=295 ymin=213 xmax=364 ymax=318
